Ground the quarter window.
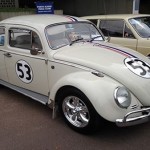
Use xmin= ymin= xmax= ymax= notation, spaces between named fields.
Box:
xmin=89 ymin=19 xmax=98 ymax=26
xmin=0 ymin=27 xmax=5 ymax=46
xmin=9 ymin=28 xmax=42 ymax=50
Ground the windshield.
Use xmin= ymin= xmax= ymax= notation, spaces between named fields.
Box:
xmin=129 ymin=17 xmax=150 ymax=38
xmin=46 ymin=22 xmax=103 ymax=49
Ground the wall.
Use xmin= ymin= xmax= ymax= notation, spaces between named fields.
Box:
xmin=63 ymin=0 xmax=133 ymax=16
xmin=0 ymin=11 xmax=34 ymax=21
xmin=0 ymin=10 xmax=63 ymax=21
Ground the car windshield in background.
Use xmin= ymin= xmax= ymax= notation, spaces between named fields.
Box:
xmin=46 ymin=22 xmax=103 ymax=49
xmin=129 ymin=17 xmax=150 ymax=38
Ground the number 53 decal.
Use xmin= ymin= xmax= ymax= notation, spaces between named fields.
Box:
xmin=16 ymin=60 xmax=33 ymax=83
xmin=125 ymin=57 xmax=150 ymax=79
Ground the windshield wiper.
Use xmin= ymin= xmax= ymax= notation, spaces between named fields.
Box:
xmin=89 ymin=36 xmax=102 ymax=42
xmin=69 ymin=37 xmax=83 ymax=46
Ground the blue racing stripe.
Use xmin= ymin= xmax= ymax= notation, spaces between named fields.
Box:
xmin=93 ymin=43 xmax=137 ymax=58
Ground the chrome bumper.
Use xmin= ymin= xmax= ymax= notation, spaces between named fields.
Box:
xmin=116 ymin=107 xmax=150 ymax=127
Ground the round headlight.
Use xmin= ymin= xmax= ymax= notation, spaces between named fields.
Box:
xmin=114 ymin=86 xmax=131 ymax=109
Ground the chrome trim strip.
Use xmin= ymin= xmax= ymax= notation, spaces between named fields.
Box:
xmin=49 ymin=59 xmax=105 ymax=77
xmin=116 ymin=107 xmax=150 ymax=127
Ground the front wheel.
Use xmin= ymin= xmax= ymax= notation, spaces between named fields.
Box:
xmin=58 ymin=88 xmax=101 ymax=134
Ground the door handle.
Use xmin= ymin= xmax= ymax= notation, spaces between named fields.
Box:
xmin=4 ymin=52 xmax=12 ymax=57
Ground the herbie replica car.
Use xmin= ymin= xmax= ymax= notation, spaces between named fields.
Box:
xmin=0 ymin=14 xmax=150 ymax=133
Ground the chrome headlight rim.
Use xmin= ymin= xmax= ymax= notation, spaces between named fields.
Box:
xmin=114 ymin=86 xmax=131 ymax=109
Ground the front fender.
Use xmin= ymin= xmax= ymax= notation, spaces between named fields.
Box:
xmin=49 ymin=71 xmax=141 ymax=122
xmin=49 ymin=71 xmax=108 ymax=102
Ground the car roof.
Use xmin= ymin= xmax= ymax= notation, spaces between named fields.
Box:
xmin=0 ymin=14 xmax=88 ymax=29
xmin=81 ymin=14 xmax=150 ymax=20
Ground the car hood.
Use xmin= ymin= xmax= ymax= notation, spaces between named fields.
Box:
xmin=53 ymin=42 xmax=150 ymax=105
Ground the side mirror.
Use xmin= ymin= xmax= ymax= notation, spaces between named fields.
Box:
xmin=30 ymin=44 xmax=44 ymax=55
xmin=30 ymin=47 xmax=42 ymax=55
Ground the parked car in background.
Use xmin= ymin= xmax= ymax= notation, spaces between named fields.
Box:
xmin=82 ymin=14 xmax=150 ymax=57
xmin=1 ymin=14 xmax=150 ymax=134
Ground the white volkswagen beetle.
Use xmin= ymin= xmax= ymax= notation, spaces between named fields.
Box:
xmin=0 ymin=14 xmax=150 ymax=133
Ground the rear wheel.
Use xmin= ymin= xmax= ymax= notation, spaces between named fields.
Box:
xmin=58 ymin=88 xmax=101 ymax=134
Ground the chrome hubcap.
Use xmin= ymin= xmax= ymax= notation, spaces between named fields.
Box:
xmin=62 ymin=96 xmax=90 ymax=127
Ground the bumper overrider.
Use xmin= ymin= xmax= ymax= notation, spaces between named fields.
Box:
xmin=116 ymin=107 xmax=150 ymax=127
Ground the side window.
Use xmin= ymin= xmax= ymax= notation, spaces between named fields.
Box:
xmin=89 ymin=19 xmax=98 ymax=26
xmin=9 ymin=28 xmax=32 ymax=49
xmin=99 ymin=20 xmax=124 ymax=37
xmin=9 ymin=28 xmax=42 ymax=50
xmin=0 ymin=27 xmax=5 ymax=46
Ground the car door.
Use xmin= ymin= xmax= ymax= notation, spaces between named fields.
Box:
xmin=99 ymin=19 xmax=138 ymax=51
xmin=5 ymin=27 xmax=49 ymax=97
xmin=0 ymin=26 xmax=8 ymax=82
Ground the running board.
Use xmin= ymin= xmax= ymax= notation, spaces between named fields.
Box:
xmin=0 ymin=80 xmax=49 ymax=105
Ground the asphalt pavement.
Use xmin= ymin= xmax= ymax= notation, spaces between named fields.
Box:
xmin=0 ymin=86 xmax=150 ymax=150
